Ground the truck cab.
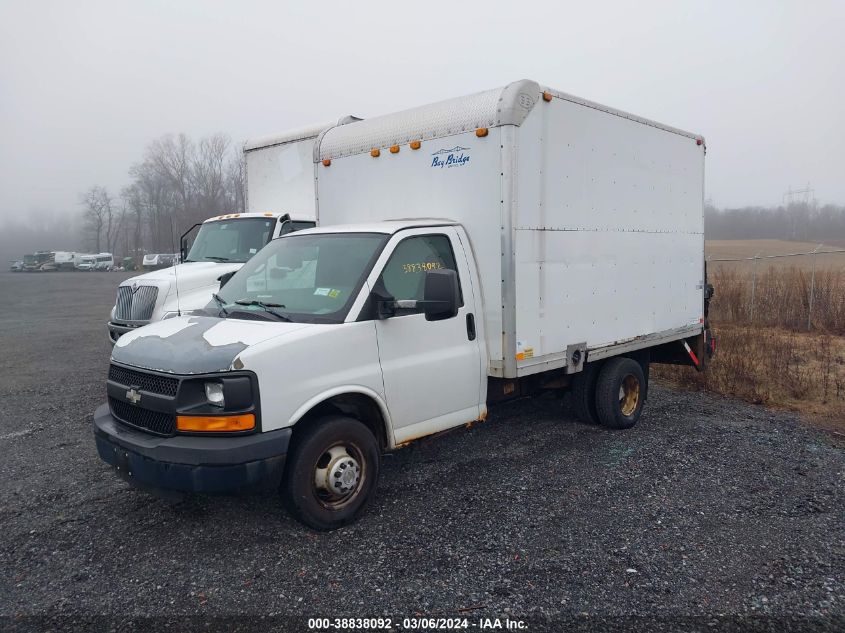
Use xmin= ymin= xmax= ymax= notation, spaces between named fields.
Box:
xmin=96 ymin=220 xmax=482 ymax=529
xmin=107 ymin=213 xmax=314 ymax=342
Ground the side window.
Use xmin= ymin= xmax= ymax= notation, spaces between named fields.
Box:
xmin=378 ymin=234 xmax=462 ymax=314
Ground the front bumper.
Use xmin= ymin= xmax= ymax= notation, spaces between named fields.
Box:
xmin=93 ymin=404 xmax=290 ymax=493
xmin=107 ymin=321 xmax=145 ymax=343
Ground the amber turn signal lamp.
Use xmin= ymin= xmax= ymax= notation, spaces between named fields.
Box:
xmin=475 ymin=128 xmax=488 ymax=138
xmin=370 ymin=148 xmax=381 ymax=157
xmin=177 ymin=414 xmax=255 ymax=432
xmin=389 ymin=145 xmax=400 ymax=154
xmin=322 ymin=158 xmax=331 ymax=167
xmin=542 ymin=91 xmax=552 ymax=102
xmin=409 ymin=140 xmax=421 ymax=150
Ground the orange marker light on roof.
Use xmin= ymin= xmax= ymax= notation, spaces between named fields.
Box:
xmin=409 ymin=140 xmax=421 ymax=150
xmin=476 ymin=128 xmax=489 ymax=138
xmin=542 ymin=91 xmax=552 ymax=102
xmin=264 ymin=212 xmax=273 ymax=216
xmin=322 ymin=158 xmax=331 ymax=167
xmin=389 ymin=145 xmax=400 ymax=154
xmin=370 ymin=148 xmax=381 ymax=157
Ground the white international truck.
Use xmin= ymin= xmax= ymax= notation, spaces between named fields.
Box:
xmin=94 ymin=80 xmax=713 ymax=530
xmin=105 ymin=120 xmax=357 ymax=343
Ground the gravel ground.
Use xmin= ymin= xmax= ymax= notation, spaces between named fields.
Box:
xmin=0 ymin=271 xmax=842 ymax=632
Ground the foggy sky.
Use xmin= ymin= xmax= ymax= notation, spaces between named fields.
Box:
xmin=2 ymin=0 xmax=844 ymax=224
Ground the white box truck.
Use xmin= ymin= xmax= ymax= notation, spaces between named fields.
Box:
xmin=94 ymin=80 xmax=713 ymax=530
xmin=106 ymin=119 xmax=356 ymax=343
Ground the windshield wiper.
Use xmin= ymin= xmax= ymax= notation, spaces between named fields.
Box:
xmin=234 ymin=299 xmax=291 ymax=322
xmin=212 ymin=293 xmax=229 ymax=317
xmin=204 ymin=255 xmax=232 ymax=262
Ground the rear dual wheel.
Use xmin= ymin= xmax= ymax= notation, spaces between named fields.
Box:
xmin=595 ymin=357 xmax=646 ymax=429
xmin=571 ymin=357 xmax=646 ymax=430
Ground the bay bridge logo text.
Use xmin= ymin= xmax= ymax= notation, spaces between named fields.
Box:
xmin=431 ymin=146 xmax=470 ymax=169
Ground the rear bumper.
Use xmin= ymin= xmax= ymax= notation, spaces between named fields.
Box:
xmin=93 ymin=403 xmax=290 ymax=493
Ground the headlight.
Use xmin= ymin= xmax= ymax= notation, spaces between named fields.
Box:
xmin=205 ymin=382 xmax=225 ymax=407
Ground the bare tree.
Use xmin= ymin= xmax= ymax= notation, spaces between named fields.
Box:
xmin=80 ymin=185 xmax=116 ymax=252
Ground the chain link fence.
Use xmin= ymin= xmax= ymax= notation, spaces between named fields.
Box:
xmin=706 ymin=245 xmax=845 ymax=334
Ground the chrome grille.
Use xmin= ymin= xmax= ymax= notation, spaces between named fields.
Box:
xmin=114 ymin=285 xmax=159 ymax=322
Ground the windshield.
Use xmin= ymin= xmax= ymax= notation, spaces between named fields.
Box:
xmin=185 ymin=218 xmax=276 ymax=263
xmin=214 ymin=232 xmax=388 ymax=323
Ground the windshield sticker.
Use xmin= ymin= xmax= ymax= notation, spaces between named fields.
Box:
xmin=328 ymin=289 xmax=341 ymax=298
xmin=314 ymin=288 xmax=330 ymax=296
xmin=249 ymin=248 xmax=257 ymax=254
xmin=402 ymin=262 xmax=443 ymax=274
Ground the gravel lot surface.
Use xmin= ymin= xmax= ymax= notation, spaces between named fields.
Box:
xmin=0 ymin=271 xmax=842 ymax=632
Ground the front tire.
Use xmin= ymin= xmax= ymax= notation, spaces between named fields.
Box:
xmin=282 ymin=416 xmax=380 ymax=530
xmin=595 ymin=357 xmax=646 ymax=430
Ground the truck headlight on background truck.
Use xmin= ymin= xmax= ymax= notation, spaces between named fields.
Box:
xmin=204 ymin=381 xmax=225 ymax=407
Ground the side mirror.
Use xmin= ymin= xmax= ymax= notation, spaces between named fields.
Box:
xmin=218 ymin=271 xmax=236 ymax=288
xmin=423 ymin=269 xmax=459 ymax=321
xmin=180 ymin=222 xmax=202 ymax=261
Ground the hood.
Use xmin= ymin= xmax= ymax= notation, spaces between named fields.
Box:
xmin=111 ymin=315 xmax=310 ymax=374
xmin=119 ymin=261 xmax=243 ymax=294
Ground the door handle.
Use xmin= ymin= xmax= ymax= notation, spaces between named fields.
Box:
xmin=466 ymin=313 xmax=476 ymax=341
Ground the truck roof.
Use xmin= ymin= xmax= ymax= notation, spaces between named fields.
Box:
xmin=318 ymin=79 xmax=701 ymax=162
xmin=203 ymin=212 xmax=312 ymax=223
xmin=295 ymin=219 xmax=458 ymax=236
xmin=243 ymin=116 xmax=362 ymax=152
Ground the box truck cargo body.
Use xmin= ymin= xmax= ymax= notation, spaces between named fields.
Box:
xmin=94 ymin=80 xmax=712 ymax=530
xmin=105 ymin=119 xmax=355 ymax=343
xmin=316 ymin=79 xmax=705 ymax=379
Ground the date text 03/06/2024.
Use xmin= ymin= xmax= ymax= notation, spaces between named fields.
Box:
xmin=307 ymin=617 xmax=528 ymax=630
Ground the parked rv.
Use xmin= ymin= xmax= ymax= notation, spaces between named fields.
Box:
xmin=95 ymin=80 xmax=713 ymax=529
xmin=105 ymin=118 xmax=358 ymax=343
xmin=23 ymin=251 xmax=52 ymax=272
xmin=54 ymin=251 xmax=82 ymax=271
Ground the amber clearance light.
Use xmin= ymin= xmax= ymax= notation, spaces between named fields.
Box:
xmin=177 ymin=414 xmax=255 ymax=432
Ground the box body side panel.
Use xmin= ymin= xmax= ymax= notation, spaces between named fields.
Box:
xmin=316 ymin=130 xmax=505 ymax=364
xmin=513 ymin=98 xmax=704 ymax=368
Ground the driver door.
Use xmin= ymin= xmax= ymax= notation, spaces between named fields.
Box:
xmin=371 ymin=228 xmax=484 ymax=442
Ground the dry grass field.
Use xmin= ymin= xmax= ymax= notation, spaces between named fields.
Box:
xmin=657 ymin=239 xmax=845 ymax=431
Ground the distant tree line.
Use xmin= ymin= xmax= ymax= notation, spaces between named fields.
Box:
xmin=705 ymin=202 xmax=845 ymax=241
xmin=80 ymin=132 xmax=245 ymax=259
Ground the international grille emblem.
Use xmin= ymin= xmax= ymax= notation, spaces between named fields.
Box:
xmin=131 ymin=282 xmax=139 ymax=294
xmin=126 ymin=388 xmax=142 ymax=405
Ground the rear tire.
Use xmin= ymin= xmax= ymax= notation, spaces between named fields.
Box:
xmin=282 ymin=416 xmax=379 ymax=530
xmin=595 ymin=357 xmax=646 ymax=430
xmin=569 ymin=361 xmax=602 ymax=425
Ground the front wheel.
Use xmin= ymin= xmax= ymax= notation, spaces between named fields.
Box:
xmin=595 ymin=357 xmax=646 ymax=430
xmin=282 ymin=416 xmax=380 ymax=530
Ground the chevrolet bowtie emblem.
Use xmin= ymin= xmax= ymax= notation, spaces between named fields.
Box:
xmin=126 ymin=388 xmax=142 ymax=405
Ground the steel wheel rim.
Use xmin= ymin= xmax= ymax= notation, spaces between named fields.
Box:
xmin=312 ymin=442 xmax=365 ymax=509
xmin=619 ymin=374 xmax=640 ymax=417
